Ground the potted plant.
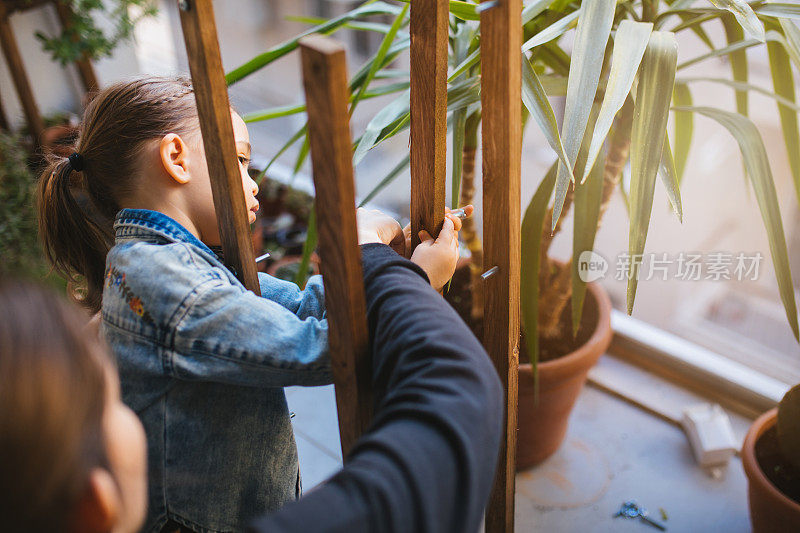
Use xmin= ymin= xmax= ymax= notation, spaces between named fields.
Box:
xmin=228 ymin=0 xmax=800 ymax=468
xmin=743 ymin=384 xmax=800 ymax=532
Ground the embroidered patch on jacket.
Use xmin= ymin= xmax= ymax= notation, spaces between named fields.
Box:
xmin=105 ymin=266 xmax=154 ymax=323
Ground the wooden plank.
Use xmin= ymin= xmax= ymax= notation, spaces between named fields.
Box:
xmin=480 ymin=0 xmax=522 ymax=531
xmin=0 ymin=86 xmax=8 ymax=130
xmin=410 ymin=0 xmax=447 ymax=247
xmin=54 ymin=2 xmax=100 ymax=94
xmin=300 ymin=35 xmax=372 ymax=456
xmin=0 ymin=4 xmax=44 ymax=142
xmin=177 ymin=0 xmax=259 ymax=294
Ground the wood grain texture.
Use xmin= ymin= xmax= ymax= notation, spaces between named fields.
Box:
xmin=480 ymin=0 xmax=522 ymax=531
xmin=410 ymin=0 xmax=447 ymax=247
xmin=178 ymin=0 xmax=260 ymax=294
xmin=54 ymin=2 xmax=99 ymax=94
xmin=300 ymin=35 xmax=372 ymax=456
xmin=0 ymin=3 xmax=44 ymax=142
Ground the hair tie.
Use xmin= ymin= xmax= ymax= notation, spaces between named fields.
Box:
xmin=68 ymin=152 xmax=85 ymax=172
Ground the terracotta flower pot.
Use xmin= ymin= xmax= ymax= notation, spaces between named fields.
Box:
xmin=742 ymin=409 xmax=800 ymax=532
xmin=516 ymin=281 xmax=613 ymax=470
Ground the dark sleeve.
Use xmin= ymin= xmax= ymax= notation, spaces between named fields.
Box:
xmin=249 ymin=243 xmax=503 ymax=533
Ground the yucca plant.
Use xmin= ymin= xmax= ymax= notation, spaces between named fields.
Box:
xmin=227 ymin=0 xmax=800 ymax=370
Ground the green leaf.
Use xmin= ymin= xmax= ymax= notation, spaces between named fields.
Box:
xmin=766 ymin=21 xmax=800 ymax=207
xmin=571 ymin=147 xmax=605 ymax=335
xmin=756 ymin=2 xmax=800 ymax=20
xmin=292 ymin=135 xmax=310 ymax=178
xmin=708 ymin=0 xmax=765 ymax=41
xmin=675 ymin=106 xmax=799 ymax=340
xmin=225 ymin=2 xmax=402 ymax=85
xmin=451 ymin=109 xmax=467 ymax=209
xmin=521 ymin=162 xmax=558 ymax=371
xmin=261 ymin=126 xmax=306 ymax=180
xmin=721 ymin=13 xmax=750 ymax=117
xmin=677 ymin=37 xmax=761 ymax=69
xmin=294 ymin=208 xmax=317 ymax=289
xmin=676 ymin=77 xmax=800 ymax=111
xmin=582 ymin=20 xmax=653 ymax=184
xmin=672 ymin=82 xmax=694 ymax=184
xmin=659 ymin=131 xmax=684 ymax=220
xmin=522 ymin=10 xmax=580 ymax=52
xmin=673 ymin=13 xmax=717 ymax=48
xmin=777 ymin=20 xmax=800 ymax=69
xmin=358 ymin=154 xmax=411 ymax=207
xmin=552 ymin=0 xmax=616 ymax=231
xmin=350 ymin=3 xmax=409 ymax=115
xmin=627 ymin=31 xmax=678 ymax=314
xmin=448 ymin=48 xmax=480 ymax=83
xmin=353 ymin=90 xmax=410 ymax=165
xmin=243 ymin=81 xmax=410 ymax=123
xmin=522 ymin=0 xmax=555 ymax=25
xmin=521 ymin=54 xmax=573 ymax=182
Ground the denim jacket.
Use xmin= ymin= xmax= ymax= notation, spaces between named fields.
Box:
xmin=102 ymin=209 xmax=332 ymax=533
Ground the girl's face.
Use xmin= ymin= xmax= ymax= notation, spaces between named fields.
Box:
xmin=102 ymin=364 xmax=148 ymax=533
xmin=188 ymin=111 xmax=260 ymax=247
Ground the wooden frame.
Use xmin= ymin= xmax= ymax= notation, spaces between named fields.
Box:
xmin=178 ymin=0 xmax=260 ymax=294
xmin=481 ymin=1 xmax=522 ymax=531
xmin=0 ymin=0 xmax=100 ymax=141
xmin=410 ymin=0 xmax=448 ymax=246
xmin=176 ymin=0 xmax=521 ymax=529
xmin=300 ymin=35 xmax=372 ymax=455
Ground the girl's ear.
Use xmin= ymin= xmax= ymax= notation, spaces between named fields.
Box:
xmin=159 ymin=133 xmax=191 ymax=185
xmin=70 ymin=468 xmax=120 ymax=533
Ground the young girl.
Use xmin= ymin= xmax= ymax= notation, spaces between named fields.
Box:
xmin=37 ymin=76 xmax=466 ymax=532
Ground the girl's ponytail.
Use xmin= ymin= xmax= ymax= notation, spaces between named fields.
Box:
xmin=37 ymin=153 xmax=113 ymax=313
xmin=35 ymin=76 xmax=198 ymax=313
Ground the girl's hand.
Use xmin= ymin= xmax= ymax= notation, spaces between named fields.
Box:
xmin=357 ymin=208 xmax=406 ymax=255
xmin=410 ymin=216 xmax=461 ymax=291
xmin=401 ymin=205 xmax=473 ymax=259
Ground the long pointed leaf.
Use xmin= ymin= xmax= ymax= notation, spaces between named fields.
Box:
xmin=358 ymin=154 xmax=411 ymax=207
xmin=582 ymin=20 xmax=653 ymax=183
xmin=293 ymin=208 xmax=317 ymax=289
xmin=353 ymin=90 xmax=410 ymax=165
xmin=225 ymin=2 xmax=402 ymax=85
xmin=659 ymin=131 xmax=684 ymax=220
xmin=628 ymin=31 xmax=678 ymax=314
xmin=350 ymin=3 xmax=409 ymax=115
xmin=708 ymin=0 xmax=766 ymax=41
xmin=766 ymin=21 xmax=800 ymax=206
xmin=521 ymin=163 xmax=558 ymax=370
xmin=572 ymin=149 xmax=605 ymax=334
xmin=521 ymin=54 xmax=573 ymax=181
xmin=677 ymin=77 xmax=800 ymax=111
xmin=677 ymin=37 xmax=761 ymax=69
xmin=672 ymin=82 xmax=694 ymax=184
xmin=756 ymin=2 xmax=800 ymax=20
xmin=522 ymin=10 xmax=580 ymax=52
xmin=676 ymin=106 xmax=799 ymax=340
xmin=777 ymin=20 xmax=800 ymax=69
xmin=552 ymin=0 xmax=616 ymax=231
xmin=721 ymin=14 xmax=750 ymax=117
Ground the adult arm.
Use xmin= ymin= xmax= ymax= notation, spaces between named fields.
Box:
xmin=249 ymin=243 xmax=503 ymax=533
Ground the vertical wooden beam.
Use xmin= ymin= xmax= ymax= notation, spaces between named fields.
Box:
xmin=409 ymin=0 xmax=448 ymax=247
xmin=54 ymin=2 xmax=100 ymax=94
xmin=481 ymin=0 xmax=522 ymax=532
xmin=300 ymin=35 xmax=371 ymax=456
xmin=177 ymin=0 xmax=260 ymax=294
xmin=0 ymin=4 xmax=44 ymax=142
xmin=0 ymin=86 xmax=9 ymax=131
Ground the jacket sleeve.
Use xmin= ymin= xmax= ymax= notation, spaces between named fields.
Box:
xmin=248 ymin=244 xmax=504 ymax=533
xmin=258 ymin=272 xmax=326 ymax=320
xmin=167 ymin=246 xmax=406 ymax=389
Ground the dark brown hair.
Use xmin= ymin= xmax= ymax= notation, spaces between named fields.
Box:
xmin=37 ymin=76 xmax=199 ymax=313
xmin=0 ymin=278 xmax=109 ymax=531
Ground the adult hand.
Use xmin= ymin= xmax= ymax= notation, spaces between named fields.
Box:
xmin=357 ymin=208 xmax=405 ymax=255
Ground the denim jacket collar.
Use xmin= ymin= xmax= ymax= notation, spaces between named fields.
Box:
xmin=114 ymin=208 xmax=219 ymax=259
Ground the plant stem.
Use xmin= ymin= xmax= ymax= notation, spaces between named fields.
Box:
xmin=459 ymin=111 xmax=483 ymax=322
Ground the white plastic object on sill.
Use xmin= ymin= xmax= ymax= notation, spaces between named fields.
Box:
xmin=681 ymin=403 xmax=738 ymax=467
